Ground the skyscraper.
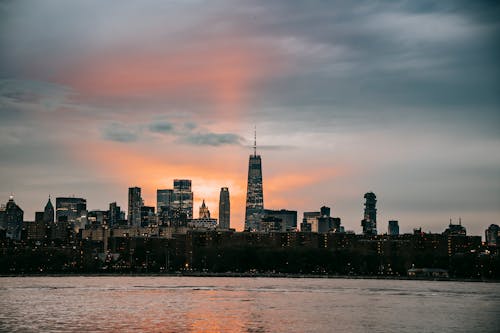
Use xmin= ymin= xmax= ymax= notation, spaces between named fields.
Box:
xmin=218 ymin=187 xmax=230 ymax=230
xmin=128 ymin=187 xmax=142 ymax=227
xmin=2 ymin=196 xmax=24 ymax=240
xmin=361 ymin=192 xmax=377 ymax=235
xmin=108 ymin=202 xmax=121 ymax=227
xmin=157 ymin=189 xmax=174 ymax=215
xmin=245 ymin=130 xmax=264 ymax=231
xmin=172 ymin=179 xmax=193 ymax=219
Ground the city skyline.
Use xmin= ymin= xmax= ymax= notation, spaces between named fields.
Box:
xmin=1 ymin=1 xmax=499 ymax=236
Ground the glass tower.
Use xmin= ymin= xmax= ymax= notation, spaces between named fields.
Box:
xmin=245 ymin=130 xmax=264 ymax=231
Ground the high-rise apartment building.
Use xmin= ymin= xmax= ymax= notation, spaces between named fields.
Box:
xmin=361 ymin=192 xmax=377 ymax=235
xmin=218 ymin=187 xmax=230 ymax=230
xmin=128 ymin=187 xmax=142 ymax=227
xmin=245 ymin=130 xmax=264 ymax=231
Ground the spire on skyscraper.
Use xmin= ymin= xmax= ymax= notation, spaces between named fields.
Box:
xmin=253 ymin=125 xmax=257 ymax=157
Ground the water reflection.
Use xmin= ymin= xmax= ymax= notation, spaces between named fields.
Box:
xmin=0 ymin=277 xmax=499 ymax=333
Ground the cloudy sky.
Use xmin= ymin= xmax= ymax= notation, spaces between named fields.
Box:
xmin=1 ymin=0 xmax=499 ymax=235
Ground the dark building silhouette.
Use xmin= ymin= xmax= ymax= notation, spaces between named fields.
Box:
xmin=24 ymin=211 xmax=46 ymax=240
xmin=443 ymin=219 xmax=466 ymax=236
xmin=388 ymin=220 xmax=399 ymax=235
xmin=361 ymin=192 xmax=377 ymax=235
xmin=1 ymin=196 xmax=24 ymax=240
xmin=128 ymin=187 xmax=142 ymax=227
xmin=218 ymin=187 xmax=230 ymax=230
xmin=485 ymin=224 xmax=499 ymax=247
xmin=245 ymin=130 xmax=264 ymax=231
xmin=43 ymin=197 xmax=54 ymax=224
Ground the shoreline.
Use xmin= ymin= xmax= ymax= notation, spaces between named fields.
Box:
xmin=1 ymin=272 xmax=498 ymax=283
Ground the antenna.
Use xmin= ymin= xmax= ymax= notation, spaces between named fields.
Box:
xmin=253 ymin=126 xmax=257 ymax=156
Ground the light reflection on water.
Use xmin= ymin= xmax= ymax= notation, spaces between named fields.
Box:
xmin=0 ymin=276 xmax=499 ymax=332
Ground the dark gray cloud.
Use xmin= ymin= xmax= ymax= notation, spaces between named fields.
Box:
xmin=0 ymin=0 xmax=499 ymax=234
xmin=101 ymin=123 xmax=138 ymax=143
xmin=149 ymin=121 xmax=174 ymax=134
xmin=181 ymin=132 xmax=243 ymax=146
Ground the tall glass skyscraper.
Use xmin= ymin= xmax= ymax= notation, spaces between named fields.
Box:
xmin=218 ymin=187 xmax=230 ymax=229
xmin=128 ymin=187 xmax=142 ymax=227
xmin=245 ymin=131 xmax=264 ymax=231
xmin=361 ymin=192 xmax=377 ymax=235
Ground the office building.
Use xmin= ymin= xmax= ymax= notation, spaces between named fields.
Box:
xmin=218 ymin=187 xmax=230 ymax=229
xmin=56 ymin=197 xmax=86 ymax=224
xmin=172 ymin=179 xmax=193 ymax=219
xmin=361 ymin=192 xmax=377 ymax=235
xmin=388 ymin=220 xmax=399 ymax=235
xmin=485 ymin=224 xmax=499 ymax=247
xmin=157 ymin=189 xmax=174 ymax=215
xmin=128 ymin=187 xmax=142 ymax=227
xmin=108 ymin=202 xmax=121 ymax=227
xmin=264 ymin=209 xmax=297 ymax=232
xmin=1 ymin=196 xmax=24 ymax=240
xmin=245 ymin=130 xmax=264 ymax=231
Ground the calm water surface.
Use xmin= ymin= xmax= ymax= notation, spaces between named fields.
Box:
xmin=0 ymin=276 xmax=499 ymax=332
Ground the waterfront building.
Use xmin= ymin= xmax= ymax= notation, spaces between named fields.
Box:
xmin=388 ymin=220 xmax=399 ymax=235
xmin=361 ymin=192 xmax=377 ymax=235
xmin=218 ymin=187 xmax=230 ymax=230
xmin=128 ymin=187 xmax=142 ymax=227
xmin=245 ymin=129 xmax=264 ymax=231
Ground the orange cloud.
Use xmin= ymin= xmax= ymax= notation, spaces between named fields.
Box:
xmin=57 ymin=38 xmax=283 ymax=118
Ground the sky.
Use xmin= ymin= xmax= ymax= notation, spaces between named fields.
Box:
xmin=1 ymin=0 xmax=499 ymax=235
